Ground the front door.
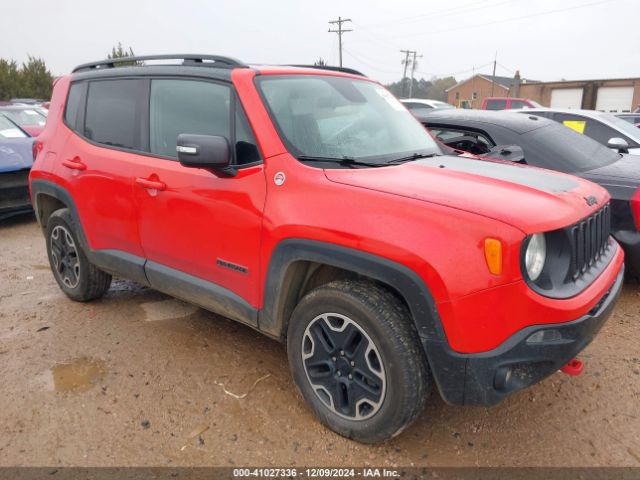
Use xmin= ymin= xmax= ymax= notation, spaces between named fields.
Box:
xmin=133 ymin=78 xmax=266 ymax=310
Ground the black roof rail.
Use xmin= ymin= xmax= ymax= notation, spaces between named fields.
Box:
xmin=288 ymin=65 xmax=366 ymax=77
xmin=72 ymin=54 xmax=246 ymax=73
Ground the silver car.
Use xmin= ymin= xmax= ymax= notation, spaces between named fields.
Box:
xmin=521 ymin=108 xmax=640 ymax=155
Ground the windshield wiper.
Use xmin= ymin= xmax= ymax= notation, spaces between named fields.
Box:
xmin=297 ymin=155 xmax=387 ymax=168
xmin=386 ymin=152 xmax=439 ymax=164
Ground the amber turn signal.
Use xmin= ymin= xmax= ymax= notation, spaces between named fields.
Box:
xmin=484 ymin=238 xmax=503 ymax=275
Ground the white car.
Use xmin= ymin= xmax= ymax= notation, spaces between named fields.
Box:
xmin=522 ymin=108 xmax=640 ymax=155
xmin=400 ymin=98 xmax=455 ymax=115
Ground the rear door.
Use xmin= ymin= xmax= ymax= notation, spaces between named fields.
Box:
xmin=133 ymin=78 xmax=266 ymax=309
xmin=59 ymin=78 xmax=146 ymax=262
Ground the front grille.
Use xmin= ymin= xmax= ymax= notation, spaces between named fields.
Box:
xmin=569 ymin=203 xmax=611 ymax=280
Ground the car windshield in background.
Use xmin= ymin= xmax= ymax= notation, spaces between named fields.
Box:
xmin=0 ymin=108 xmax=46 ymax=127
xmin=0 ymin=116 xmax=27 ymax=138
xmin=257 ymin=75 xmax=441 ymax=163
xmin=431 ymin=101 xmax=455 ymax=109
xmin=524 ymin=123 xmax=619 ymax=172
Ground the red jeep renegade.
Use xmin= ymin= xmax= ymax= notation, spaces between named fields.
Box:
xmin=30 ymin=55 xmax=624 ymax=443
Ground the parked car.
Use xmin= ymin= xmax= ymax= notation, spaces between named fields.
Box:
xmin=524 ymin=108 xmax=640 ymax=155
xmin=0 ymin=105 xmax=47 ymax=137
xmin=31 ymin=54 xmax=623 ymax=443
xmin=616 ymin=113 xmax=640 ymax=125
xmin=10 ymin=98 xmax=46 ymax=106
xmin=0 ymin=115 xmax=35 ymax=220
xmin=418 ymin=109 xmax=640 ymax=278
xmin=400 ymin=98 xmax=455 ymax=115
xmin=481 ymin=97 xmax=541 ymax=110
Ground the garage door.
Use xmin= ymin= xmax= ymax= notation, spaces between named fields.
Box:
xmin=550 ymin=88 xmax=583 ymax=109
xmin=596 ymin=86 xmax=634 ymax=112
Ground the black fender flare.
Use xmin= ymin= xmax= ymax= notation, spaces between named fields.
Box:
xmin=258 ymin=239 xmax=467 ymax=404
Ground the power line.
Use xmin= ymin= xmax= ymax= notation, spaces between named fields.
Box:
xmin=342 ymin=48 xmax=400 ymax=75
xmin=395 ymin=0 xmax=621 ymax=39
xmin=365 ymin=0 xmax=505 ymax=27
xmin=328 ymin=17 xmax=353 ymax=67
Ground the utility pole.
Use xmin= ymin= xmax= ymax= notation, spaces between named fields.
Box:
xmin=491 ymin=51 xmax=497 ymax=97
xmin=328 ymin=17 xmax=352 ymax=67
xmin=400 ymin=49 xmax=414 ymax=97
xmin=409 ymin=51 xmax=423 ymax=98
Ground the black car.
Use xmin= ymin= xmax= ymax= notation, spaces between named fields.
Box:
xmin=418 ymin=109 xmax=640 ymax=277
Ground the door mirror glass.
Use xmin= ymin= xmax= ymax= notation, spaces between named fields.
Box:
xmin=607 ymin=137 xmax=629 ymax=153
xmin=177 ymin=134 xmax=231 ymax=170
xmin=487 ymin=145 xmax=525 ymax=163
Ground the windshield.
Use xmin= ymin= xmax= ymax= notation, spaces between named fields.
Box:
xmin=1 ymin=108 xmax=46 ymax=127
xmin=0 ymin=115 xmax=27 ymax=138
xmin=432 ymin=101 xmax=455 ymax=109
xmin=599 ymin=112 xmax=640 ymax=143
xmin=257 ymin=75 xmax=441 ymax=163
xmin=523 ymin=123 xmax=619 ymax=172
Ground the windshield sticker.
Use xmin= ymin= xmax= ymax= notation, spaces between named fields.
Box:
xmin=563 ymin=120 xmax=586 ymax=134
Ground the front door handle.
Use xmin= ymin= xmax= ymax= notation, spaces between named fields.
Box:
xmin=62 ymin=157 xmax=86 ymax=171
xmin=135 ymin=177 xmax=167 ymax=191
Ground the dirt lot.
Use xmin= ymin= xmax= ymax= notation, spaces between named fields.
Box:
xmin=0 ymin=214 xmax=639 ymax=468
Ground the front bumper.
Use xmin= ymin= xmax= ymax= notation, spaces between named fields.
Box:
xmin=426 ymin=266 xmax=624 ymax=406
xmin=0 ymin=169 xmax=32 ymax=220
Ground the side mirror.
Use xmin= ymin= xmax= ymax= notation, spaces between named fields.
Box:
xmin=607 ymin=137 xmax=629 ymax=153
xmin=487 ymin=145 xmax=525 ymax=163
xmin=177 ymin=134 xmax=233 ymax=174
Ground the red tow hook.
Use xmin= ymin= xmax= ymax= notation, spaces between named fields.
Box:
xmin=560 ymin=358 xmax=584 ymax=376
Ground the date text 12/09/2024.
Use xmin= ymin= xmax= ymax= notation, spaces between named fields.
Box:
xmin=233 ymin=468 xmax=400 ymax=478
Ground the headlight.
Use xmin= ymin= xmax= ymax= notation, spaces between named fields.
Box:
xmin=525 ymin=233 xmax=546 ymax=281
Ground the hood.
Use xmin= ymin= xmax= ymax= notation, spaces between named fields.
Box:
xmin=324 ymin=155 xmax=609 ymax=234
xmin=579 ymin=154 xmax=640 ymax=185
xmin=0 ymin=138 xmax=35 ymax=173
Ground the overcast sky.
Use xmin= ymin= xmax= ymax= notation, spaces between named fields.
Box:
xmin=2 ymin=0 xmax=638 ymax=84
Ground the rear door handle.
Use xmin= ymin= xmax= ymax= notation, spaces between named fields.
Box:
xmin=135 ymin=177 xmax=167 ymax=191
xmin=62 ymin=157 xmax=86 ymax=171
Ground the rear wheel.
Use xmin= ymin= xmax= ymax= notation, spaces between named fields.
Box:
xmin=45 ymin=208 xmax=111 ymax=301
xmin=287 ymin=279 xmax=430 ymax=443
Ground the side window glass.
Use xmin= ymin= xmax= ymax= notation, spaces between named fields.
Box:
xmin=510 ymin=100 xmax=527 ymax=109
xmin=234 ymin=99 xmax=261 ymax=165
xmin=150 ymin=79 xmax=231 ymax=158
xmin=584 ymin=120 xmax=625 ymax=145
xmin=85 ymin=79 xmax=144 ymax=150
xmin=486 ymin=100 xmax=507 ymax=110
xmin=64 ymin=82 xmax=84 ymax=131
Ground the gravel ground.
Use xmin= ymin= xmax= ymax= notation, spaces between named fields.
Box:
xmin=1 ymin=214 xmax=639 ymax=467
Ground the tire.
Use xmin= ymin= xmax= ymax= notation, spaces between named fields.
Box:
xmin=45 ymin=208 xmax=112 ymax=302
xmin=287 ymin=279 xmax=430 ymax=443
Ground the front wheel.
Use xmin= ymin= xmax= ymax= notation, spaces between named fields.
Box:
xmin=287 ymin=280 xmax=431 ymax=443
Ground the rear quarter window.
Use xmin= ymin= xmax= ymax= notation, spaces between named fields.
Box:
xmin=64 ymin=82 xmax=85 ymax=131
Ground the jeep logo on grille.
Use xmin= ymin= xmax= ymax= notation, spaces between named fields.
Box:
xmin=584 ymin=195 xmax=598 ymax=207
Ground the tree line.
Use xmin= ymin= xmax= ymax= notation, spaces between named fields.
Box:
xmin=385 ymin=76 xmax=457 ymax=101
xmin=0 ymin=43 xmax=136 ymax=102
xmin=0 ymin=57 xmax=54 ymax=101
